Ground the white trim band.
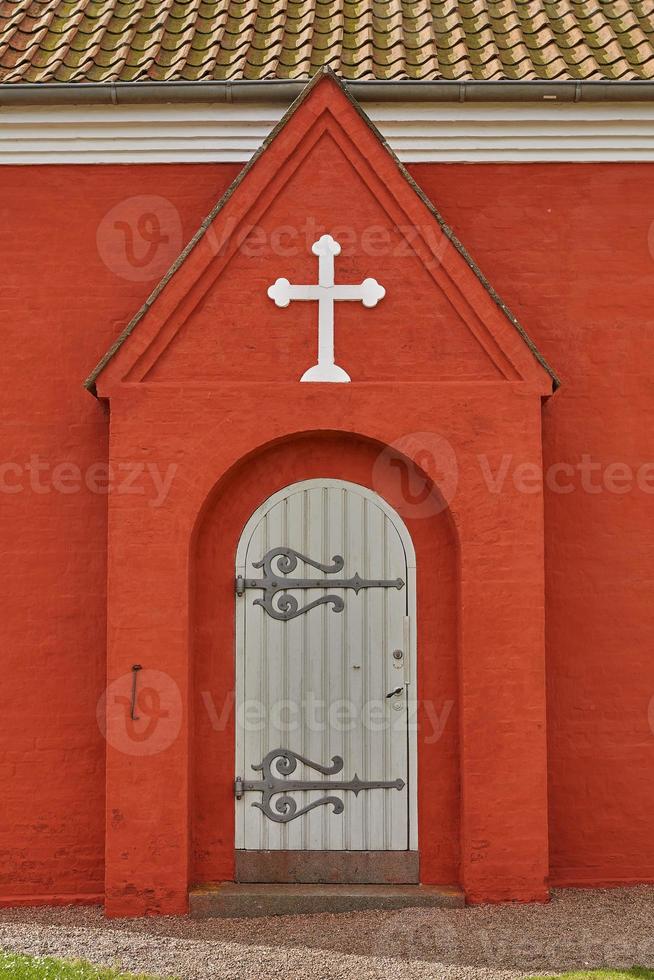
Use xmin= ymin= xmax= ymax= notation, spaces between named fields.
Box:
xmin=2 ymin=101 xmax=654 ymax=163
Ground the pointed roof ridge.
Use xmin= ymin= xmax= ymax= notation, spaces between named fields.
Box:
xmin=85 ymin=68 xmax=560 ymax=394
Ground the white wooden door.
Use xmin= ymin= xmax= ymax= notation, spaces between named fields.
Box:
xmin=235 ymin=479 xmax=417 ymax=854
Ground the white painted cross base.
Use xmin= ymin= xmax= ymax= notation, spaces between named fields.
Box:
xmin=267 ymin=234 xmax=385 ymax=382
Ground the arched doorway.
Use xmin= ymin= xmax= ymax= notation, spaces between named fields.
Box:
xmin=191 ymin=432 xmax=460 ymax=894
xmin=234 ymin=479 xmax=418 ymax=883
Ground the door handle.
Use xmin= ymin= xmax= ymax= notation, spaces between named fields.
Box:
xmin=386 ymin=687 xmax=404 ymax=699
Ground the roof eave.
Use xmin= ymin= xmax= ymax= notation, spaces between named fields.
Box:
xmin=3 ymin=78 xmax=654 ymax=107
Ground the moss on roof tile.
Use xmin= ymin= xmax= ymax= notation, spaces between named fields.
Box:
xmin=1 ymin=0 xmax=654 ymax=82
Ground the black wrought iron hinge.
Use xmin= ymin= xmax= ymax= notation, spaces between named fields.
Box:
xmin=235 ymin=547 xmax=404 ymax=621
xmin=234 ymin=749 xmax=405 ymax=823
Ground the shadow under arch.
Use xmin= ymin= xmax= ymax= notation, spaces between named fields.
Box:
xmin=187 ymin=427 xmax=462 ymax=551
xmin=189 ymin=428 xmax=461 ymax=889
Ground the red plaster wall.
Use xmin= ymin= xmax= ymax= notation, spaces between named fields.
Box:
xmin=0 ymin=165 xmax=239 ymax=903
xmin=414 ymin=165 xmax=654 ymax=886
xmin=0 ymin=159 xmax=652 ymax=901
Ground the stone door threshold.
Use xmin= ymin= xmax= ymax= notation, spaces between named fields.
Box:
xmin=189 ymin=882 xmax=465 ymax=918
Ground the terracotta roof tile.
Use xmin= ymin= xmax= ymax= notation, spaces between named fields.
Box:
xmin=2 ymin=0 xmax=654 ymax=82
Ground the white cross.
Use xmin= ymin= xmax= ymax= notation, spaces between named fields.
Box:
xmin=267 ymin=234 xmax=386 ymax=382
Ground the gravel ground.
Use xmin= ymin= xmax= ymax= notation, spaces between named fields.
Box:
xmin=0 ymin=887 xmax=652 ymax=980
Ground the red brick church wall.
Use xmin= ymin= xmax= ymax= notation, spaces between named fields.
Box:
xmin=0 ymin=160 xmax=651 ymax=902
xmin=420 ymin=165 xmax=654 ymax=887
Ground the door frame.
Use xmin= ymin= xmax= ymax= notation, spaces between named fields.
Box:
xmin=234 ymin=478 xmax=419 ymax=857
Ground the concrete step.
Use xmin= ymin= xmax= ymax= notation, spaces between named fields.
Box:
xmin=189 ymin=882 xmax=465 ymax=918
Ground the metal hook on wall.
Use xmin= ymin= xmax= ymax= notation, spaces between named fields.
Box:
xmin=130 ymin=664 xmax=142 ymax=721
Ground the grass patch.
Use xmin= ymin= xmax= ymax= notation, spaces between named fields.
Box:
xmin=0 ymin=950 xmax=179 ymax=980
xmin=529 ymin=970 xmax=654 ymax=980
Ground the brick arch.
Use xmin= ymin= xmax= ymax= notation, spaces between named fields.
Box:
xmin=190 ymin=430 xmax=460 ymax=886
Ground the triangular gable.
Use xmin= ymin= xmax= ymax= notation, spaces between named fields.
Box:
xmin=85 ymin=69 xmax=559 ymax=396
